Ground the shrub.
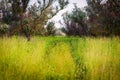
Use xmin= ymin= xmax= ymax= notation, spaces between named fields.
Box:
xmin=46 ymin=21 xmax=55 ymax=36
xmin=0 ymin=22 xmax=10 ymax=36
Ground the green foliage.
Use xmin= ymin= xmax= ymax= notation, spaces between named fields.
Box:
xmin=0 ymin=22 xmax=9 ymax=36
xmin=58 ymin=0 xmax=69 ymax=9
xmin=22 ymin=18 xmax=34 ymax=35
xmin=2 ymin=13 xmax=12 ymax=24
xmin=86 ymin=0 xmax=120 ymax=36
xmin=63 ymin=5 xmax=89 ymax=36
xmin=46 ymin=21 xmax=55 ymax=36
xmin=61 ymin=27 xmax=67 ymax=33
xmin=0 ymin=0 xmax=69 ymax=37
xmin=67 ymin=5 xmax=86 ymax=23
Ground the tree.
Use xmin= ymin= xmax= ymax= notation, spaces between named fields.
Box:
xmin=62 ymin=5 xmax=89 ymax=36
xmin=86 ymin=0 xmax=120 ymax=36
xmin=6 ymin=0 xmax=31 ymax=40
xmin=28 ymin=0 xmax=54 ymax=35
xmin=104 ymin=0 xmax=120 ymax=36
xmin=8 ymin=0 xmax=29 ymax=20
xmin=0 ymin=0 xmax=69 ymax=39
xmin=27 ymin=0 xmax=69 ymax=35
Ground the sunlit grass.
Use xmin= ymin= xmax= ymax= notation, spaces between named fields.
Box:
xmin=0 ymin=36 xmax=120 ymax=80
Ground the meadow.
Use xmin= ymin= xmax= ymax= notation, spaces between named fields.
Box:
xmin=0 ymin=36 xmax=120 ymax=80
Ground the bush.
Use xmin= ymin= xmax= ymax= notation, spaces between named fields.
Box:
xmin=46 ymin=21 xmax=55 ymax=36
xmin=0 ymin=23 xmax=10 ymax=36
xmin=22 ymin=18 xmax=34 ymax=35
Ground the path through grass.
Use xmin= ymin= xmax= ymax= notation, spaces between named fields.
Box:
xmin=0 ymin=36 xmax=120 ymax=80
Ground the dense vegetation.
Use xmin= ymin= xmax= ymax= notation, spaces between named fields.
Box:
xmin=0 ymin=37 xmax=120 ymax=80
xmin=0 ymin=0 xmax=119 ymax=39
xmin=0 ymin=0 xmax=120 ymax=79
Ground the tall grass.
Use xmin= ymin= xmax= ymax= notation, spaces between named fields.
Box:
xmin=0 ymin=36 xmax=120 ymax=80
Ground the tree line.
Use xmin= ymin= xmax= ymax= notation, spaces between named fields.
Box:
xmin=0 ymin=0 xmax=119 ymax=40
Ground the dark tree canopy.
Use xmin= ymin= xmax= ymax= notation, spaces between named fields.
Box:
xmin=86 ymin=0 xmax=120 ymax=36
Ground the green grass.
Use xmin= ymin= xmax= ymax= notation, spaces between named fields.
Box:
xmin=0 ymin=36 xmax=120 ymax=80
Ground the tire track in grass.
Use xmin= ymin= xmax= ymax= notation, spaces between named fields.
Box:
xmin=45 ymin=37 xmax=88 ymax=79
xmin=44 ymin=37 xmax=76 ymax=79
xmin=69 ymin=38 xmax=88 ymax=80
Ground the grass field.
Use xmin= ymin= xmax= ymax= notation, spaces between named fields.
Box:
xmin=0 ymin=36 xmax=120 ymax=80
